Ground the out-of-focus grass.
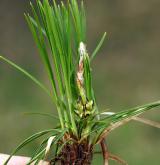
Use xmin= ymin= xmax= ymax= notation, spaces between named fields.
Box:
xmin=0 ymin=0 xmax=160 ymax=164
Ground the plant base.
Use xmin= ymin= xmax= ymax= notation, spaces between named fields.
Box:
xmin=50 ymin=141 xmax=93 ymax=165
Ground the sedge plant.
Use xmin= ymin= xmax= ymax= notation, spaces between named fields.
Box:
xmin=0 ymin=0 xmax=160 ymax=164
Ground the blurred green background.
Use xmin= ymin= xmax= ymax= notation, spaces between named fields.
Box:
xmin=0 ymin=0 xmax=160 ymax=164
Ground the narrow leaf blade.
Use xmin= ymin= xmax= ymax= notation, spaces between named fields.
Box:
xmin=91 ymin=32 xmax=107 ymax=61
xmin=0 ymin=55 xmax=51 ymax=97
xmin=3 ymin=129 xmax=60 ymax=165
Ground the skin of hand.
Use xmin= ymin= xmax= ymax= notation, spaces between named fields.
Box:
xmin=0 ymin=154 xmax=49 ymax=165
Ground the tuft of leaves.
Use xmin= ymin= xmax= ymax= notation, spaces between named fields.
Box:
xmin=0 ymin=0 xmax=160 ymax=164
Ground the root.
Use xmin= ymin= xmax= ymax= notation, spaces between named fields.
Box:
xmin=100 ymin=139 xmax=109 ymax=165
xmin=94 ymin=151 xmax=128 ymax=165
xmin=49 ymin=142 xmax=93 ymax=165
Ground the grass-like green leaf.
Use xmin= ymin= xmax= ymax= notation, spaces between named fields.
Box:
xmin=28 ymin=133 xmax=57 ymax=165
xmin=104 ymin=100 xmax=160 ymax=123
xmin=0 ymin=55 xmax=51 ymax=98
xmin=90 ymin=32 xmax=107 ymax=61
xmin=85 ymin=56 xmax=92 ymax=100
xmin=3 ymin=129 xmax=60 ymax=165
xmin=29 ymin=16 xmax=46 ymax=36
xmin=30 ymin=128 xmax=68 ymax=164
xmin=25 ymin=12 xmax=58 ymax=103
xmin=95 ymin=100 xmax=160 ymax=143
xmin=27 ymin=148 xmax=46 ymax=165
xmin=99 ymin=111 xmax=160 ymax=128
